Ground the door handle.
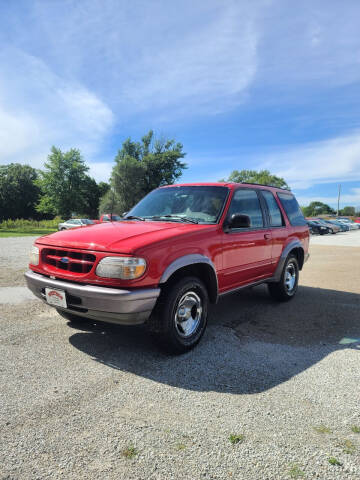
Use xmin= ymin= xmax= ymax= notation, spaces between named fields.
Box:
xmin=264 ymin=233 xmax=271 ymax=240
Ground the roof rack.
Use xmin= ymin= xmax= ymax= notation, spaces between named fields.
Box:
xmin=239 ymin=182 xmax=291 ymax=191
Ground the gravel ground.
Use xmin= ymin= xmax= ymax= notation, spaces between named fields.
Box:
xmin=310 ymin=229 xmax=360 ymax=247
xmin=0 ymin=235 xmax=359 ymax=479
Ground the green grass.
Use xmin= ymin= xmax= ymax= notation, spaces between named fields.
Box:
xmin=313 ymin=425 xmax=332 ymax=434
xmin=288 ymin=463 xmax=305 ymax=478
xmin=0 ymin=217 xmax=62 ymax=237
xmin=351 ymin=425 xmax=360 ymax=434
xmin=121 ymin=445 xmax=138 ymax=459
xmin=0 ymin=228 xmax=57 ymax=238
xmin=229 ymin=434 xmax=245 ymax=445
xmin=328 ymin=457 xmax=342 ymax=466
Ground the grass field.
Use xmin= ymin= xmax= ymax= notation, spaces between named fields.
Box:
xmin=0 ymin=217 xmax=61 ymax=237
xmin=0 ymin=228 xmax=57 ymax=238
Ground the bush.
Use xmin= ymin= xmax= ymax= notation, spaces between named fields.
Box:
xmin=0 ymin=217 xmax=63 ymax=230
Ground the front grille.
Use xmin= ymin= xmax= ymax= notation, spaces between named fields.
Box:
xmin=42 ymin=248 xmax=96 ymax=274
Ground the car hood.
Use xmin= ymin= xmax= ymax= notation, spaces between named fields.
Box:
xmin=36 ymin=220 xmax=211 ymax=253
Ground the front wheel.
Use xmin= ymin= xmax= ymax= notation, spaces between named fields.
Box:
xmin=148 ymin=276 xmax=209 ymax=354
xmin=268 ymin=255 xmax=299 ymax=302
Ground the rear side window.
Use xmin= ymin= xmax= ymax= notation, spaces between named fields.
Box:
xmin=277 ymin=193 xmax=307 ymax=226
xmin=261 ymin=190 xmax=284 ymax=227
xmin=228 ymin=189 xmax=264 ymax=228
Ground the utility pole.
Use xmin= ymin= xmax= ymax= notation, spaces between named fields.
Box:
xmin=337 ymin=184 xmax=341 ymax=217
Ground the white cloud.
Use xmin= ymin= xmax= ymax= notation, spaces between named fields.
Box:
xmin=0 ymin=47 xmax=114 ymax=170
xmin=259 ymin=131 xmax=360 ymax=190
xmin=27 ymin=0 xmax=260 ymax=117
xmin=296 ymin=188 xmax=360 ymax=209
xmin=88 ymin=161 xmax=114 ymax=183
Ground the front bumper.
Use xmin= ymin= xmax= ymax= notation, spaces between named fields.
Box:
xmin=25 ymin=270 xmax=160 ymax=325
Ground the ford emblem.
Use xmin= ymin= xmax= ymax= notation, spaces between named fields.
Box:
xmin=60 ymin=257 xmax=69 ymax=264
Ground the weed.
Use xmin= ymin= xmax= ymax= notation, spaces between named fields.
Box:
xmin=176 ymin=443 xmax=186 ymax=450
xmin=288 ymin=463 xmax=305 ymax=478
xmin=229 ymin=434 xmax=245 ymax=445
xmin=122 ymin=445 xmax=138 ymax=459
xmin=351 ymin=425 xmax=360 ymax=434
xmin=313 ymin=425 xmax=332 ymax=434
xmin=343 ymin=439 xmax=356 ymax=454
xmin=328 ymin=457 xmax=342 ymax=466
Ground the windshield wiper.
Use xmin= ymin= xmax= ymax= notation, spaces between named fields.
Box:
xmin=122 ymin=215 xmax=145 ymax=221
xmin=150 ymin=215 xmax=198 ymax=224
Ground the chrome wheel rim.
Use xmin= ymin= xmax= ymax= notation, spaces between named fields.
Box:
xmin=175 ymin=291 xmax=202 ymax=338
xmin=284 ymin=262 xmax=297 ymax=293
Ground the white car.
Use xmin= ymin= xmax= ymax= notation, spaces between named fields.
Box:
xmin=58 ymin=219 xmax=95 ymax=230
xmin=336 ymin=219 xmax=359 ymax=230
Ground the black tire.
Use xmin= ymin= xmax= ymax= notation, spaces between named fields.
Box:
xmin=148 ymin=276 xmax=209 ymax=354
xmin=268 ymin=255 xmax=299 ymax=302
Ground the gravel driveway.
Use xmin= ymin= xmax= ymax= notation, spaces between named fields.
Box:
xmin=0 ymin=235 xmax=359 ymax=479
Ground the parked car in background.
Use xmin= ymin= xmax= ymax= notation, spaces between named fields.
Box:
xmin=337 ymin=218 xmax=359 ymax=230
xmin=99 ymin=213 xmax=122 ymax=222
xmin=58 ymin=219 xmax=95 ymax=231
xmin=354 ymin=217 xmax=360 ymax=224
xmin=313 ymin=218 xmax=340 ymax=234
xmin=325 ymin=219 xmax=349 ymax=232
xmin=307 ymin=220 xmax=330 ymax=235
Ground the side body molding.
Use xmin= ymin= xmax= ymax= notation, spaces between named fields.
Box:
xmin=160 ymin=254 xmax=219 ymax=302
xmin=271 ymin=240 xmax=304 ymax=282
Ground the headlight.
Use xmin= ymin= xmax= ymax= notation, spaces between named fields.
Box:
xmin=96 ymin=256 xmax=146 ymax=279
xmin=29 ymin=246 xmax=39 ymax=266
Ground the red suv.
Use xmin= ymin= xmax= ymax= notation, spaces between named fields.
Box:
xmin=25 ymin=183 xmax=309 ymax=353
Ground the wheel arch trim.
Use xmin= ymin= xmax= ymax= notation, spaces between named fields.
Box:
xmin=272 ymin=240 xmax=304 ymax=282
xmin=159 ymin=254 xmax=219 ymax=302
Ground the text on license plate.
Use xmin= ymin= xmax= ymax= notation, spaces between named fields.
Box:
xmin=45 ymin=287 xmax=67 ymax=308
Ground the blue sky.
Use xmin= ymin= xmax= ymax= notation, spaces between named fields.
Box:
xmin=1 ymin=0 xmax=360 ymax=209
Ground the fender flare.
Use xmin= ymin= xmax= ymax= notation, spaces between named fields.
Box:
xmin=160 ymin=254 xmax=219 ymax=302
xmin=272 ymin=240 xmax=304 ymax=282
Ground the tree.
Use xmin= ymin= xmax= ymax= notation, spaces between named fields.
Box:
xmin=219 ymin=169 xmax=290 ymax=190
xmin=107 ymin=131 xmax=187 ymax=213
xmin=36 ymin=147 xmax=98 ymax=218
xmin=0 ymin=163 xmax=40 ymax=221
xmin=302 ymin=201 xmax=335 ymax=217
xmin=81 ymin=177 xmax=105 ymax=218
xmin=340 ymin=206 xmax=355 ymax=216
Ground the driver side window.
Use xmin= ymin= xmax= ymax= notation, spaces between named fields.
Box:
xmin=228 ymin=189 xmax=264 ymax=228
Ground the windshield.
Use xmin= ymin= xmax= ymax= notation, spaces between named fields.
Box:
xmin=126 ymin=186 xmax=229 ymax=224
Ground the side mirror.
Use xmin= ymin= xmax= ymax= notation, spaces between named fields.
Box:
xmin=122 ymin=211 xmax=128 ymax=217
xmin=227 ymin=213 xmax=251 ymax=230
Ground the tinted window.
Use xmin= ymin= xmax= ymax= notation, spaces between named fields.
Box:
xmin=227 ymin=189 xmax=264 ymax=228
xmin=262 ymin=190 xmax=284 ymax=227
xmin=277 ymin=193 xmax=307 ymax=226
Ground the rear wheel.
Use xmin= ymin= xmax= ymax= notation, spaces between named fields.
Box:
xmin=268 ymin=255 xmax=299 ymax=302
xmin=148 ymin=276 xmax=209 ymax=354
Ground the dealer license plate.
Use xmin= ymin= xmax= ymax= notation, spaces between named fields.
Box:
xmin=45 ymin=288 xmax=67 ymax=308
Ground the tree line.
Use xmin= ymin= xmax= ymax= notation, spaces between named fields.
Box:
xmin=0 ymin=130 xmax=358 ymax=221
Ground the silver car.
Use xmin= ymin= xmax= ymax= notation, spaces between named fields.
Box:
xmin=58 ymin=218 xmax=95 ymax=230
